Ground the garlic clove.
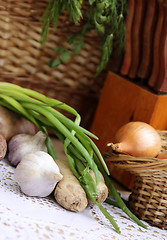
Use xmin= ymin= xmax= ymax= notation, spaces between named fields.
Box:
xmin=14 ymin=151 xmax=63 ymax=197
xmin=8 ymin=131 xmax=47 ymax=166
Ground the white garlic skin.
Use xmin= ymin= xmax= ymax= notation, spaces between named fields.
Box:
xmin=14 ymin=151 xmax=63 ymax=197
xmin=8 ymin=131 xmax=47 ymax=166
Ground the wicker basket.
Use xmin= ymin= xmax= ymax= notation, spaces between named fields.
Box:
xmin=104 ymin=130 xmax=167 ymax=229
xmin=0 ymin=0 xmax=107 ymax=128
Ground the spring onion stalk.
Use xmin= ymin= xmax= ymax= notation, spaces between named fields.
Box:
xmin=75 ymin=157 xmax=98 ymax=197
xmin=0 ymin=82 xmax=79 ymax=117
xmin=0 ymin=82 xmax=147 ymax=232
xmin=93 ymin=154 xmax=147 ymax=229
xmin=73 ymin=155 xmax=120 ymax=233
xmin=105 ymin=198 xmax=120 ymax=208
xmin=83 ymin=183 xmax=120 ymax=233
xmin=64 ymin=140 xmax=120 ymax=233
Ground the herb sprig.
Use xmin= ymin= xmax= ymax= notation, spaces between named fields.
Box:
xmin=41 ymin=0 xmax=127 ymax=74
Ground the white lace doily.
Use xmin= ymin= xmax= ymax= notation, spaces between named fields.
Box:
xmin=0 ymin=158 xmax=166 ymax=240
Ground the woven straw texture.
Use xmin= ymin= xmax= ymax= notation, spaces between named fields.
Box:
xmin=0 ymin=0 xmax=106 ymax=128
xmin=104 ymin=130 xmax=167 ymax=229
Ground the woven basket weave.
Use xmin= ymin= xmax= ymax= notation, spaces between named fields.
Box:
xmin=104 ymin=130 xmax=167 ymax=229
xmin=0 ymin=0 xmax=106 ymax=128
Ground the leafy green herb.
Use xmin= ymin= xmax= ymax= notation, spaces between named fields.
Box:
xmin=41 ymin=0 xmax=127 ymax=74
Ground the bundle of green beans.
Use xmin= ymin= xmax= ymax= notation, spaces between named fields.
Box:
xmin=0 ymin=82 xmax=146 ymax=233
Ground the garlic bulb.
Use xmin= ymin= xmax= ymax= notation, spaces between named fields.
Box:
xmin=14 ymin=151 xmax=63 ymax=197
xmin=8 ymin=131 xmax=47 ymax=166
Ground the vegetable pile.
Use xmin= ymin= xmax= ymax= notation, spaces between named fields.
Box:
xmin=0 ymin=82 xmax=147 ymax=233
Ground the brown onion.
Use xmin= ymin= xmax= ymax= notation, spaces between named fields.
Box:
xmin=111 ymin=121 xmax=161 ymax=157
xmin=157 ymin=150 xmax=167 ymax=159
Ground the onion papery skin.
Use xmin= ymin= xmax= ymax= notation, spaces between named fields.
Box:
xmin=157 ymin=150 xmax=167 ymax=159
xmin=112 ymin=121 xmax=162 ymax=157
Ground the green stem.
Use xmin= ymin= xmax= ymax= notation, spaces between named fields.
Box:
xmin=83 ymin=187 xmax=120 ymax=233
xmin=0 ymin=82 xmax=79 ymax=117
xmin=93 ymin=154 xmax=147 ymax=229
xmin=21 ymin=102 xmax=100 ymax=184
xmin=105 ymin=198 xmax=122 ymax=208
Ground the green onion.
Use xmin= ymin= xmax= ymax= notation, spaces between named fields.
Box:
xmin=93 ymin=154 xmax=147 ymax=229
